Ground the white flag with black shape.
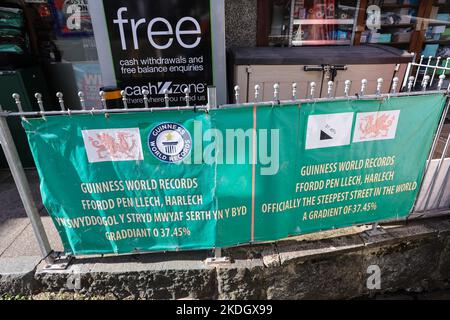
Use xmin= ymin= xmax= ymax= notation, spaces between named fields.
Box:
xmin=305 ymin=112 xmax=354 ymax=150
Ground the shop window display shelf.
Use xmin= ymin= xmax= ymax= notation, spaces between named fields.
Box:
xmin=292 ymin=18 xmax=354 ymax=25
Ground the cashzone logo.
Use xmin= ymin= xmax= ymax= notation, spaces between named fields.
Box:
xmin=112 ymin=7 xmax=202 ymax=50
xmin=124 ymin=82 xmax=207 ymax=96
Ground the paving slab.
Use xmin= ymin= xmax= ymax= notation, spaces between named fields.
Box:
xmin=0 ymin=169 xmax=62 ymax=260
xmin=0 ymin=170 xmax=44 ymax=225
xmin=0 ymin=218 xmax=29 ymax=256
xmin=0 ymin=256 xmax=41 ymax=275
xmin=0 ymin=256 xmax=41 ymax=296
xmin=0 ymin=217 xmax=62 ymax=258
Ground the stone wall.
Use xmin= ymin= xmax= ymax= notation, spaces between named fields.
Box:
xmin=2 ymin=216 xmax=450 ymax=299
xmin=225 ymin=0 xmax=258 ymax=48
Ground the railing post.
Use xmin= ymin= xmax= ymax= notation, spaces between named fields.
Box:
xmin=365 ymin=221 xmax=385 ymax=236
xmin=309 ymin=82 xmax=316 ymax=99
xmin=254 ymin=84 xmax=261 ymax=102
xmin=413 ymin=55 xmax=424 ymax=88
xmin=207 ymin=86 xmax=217 ymax=109
xmin=234 ymin=85 xmax=240 ymax=104
xmin=0 ymin=114 xmax=53 ymax=263
xmin=376 ymin=78 xmax=383 ymax=95
xmin=360 ymin=79 xmax=367 ymax=97
xmin=327 ymin=81 xmax=334 ymax=98
xmin=184 ymin=88 xmax=190 ymax=107
xmin=204 ymin=247 xmax=230 ymax=265
xmin=391 ymin=77 xmax=399 ymax=94
xmin=163 ymin=89 xmax=170 ymax=108
xmin=78 ymin=91 xmax=86 ymax=110
xmin=121 ymin=90 xmax=128 ymax=109
xmin=344 ymin=80 xmax=351 ymax=97
xmin=292 ymin=83 xmax=297 ymax=100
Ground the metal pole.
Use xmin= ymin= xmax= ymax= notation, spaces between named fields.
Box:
xmin=207 ymin=86 xmax=217 ymax=109
xmin=423 ymin=96 xmax=450 ymax=173
xmin=435 ymin=158 xmax=450 ymax=209
xmin=0 ymin=116 xmax=53 ymax=262
xmin=422 ymin=135 xmax=450 ymax=211
xmin=413 ymin=95 xmax=450 ymax=211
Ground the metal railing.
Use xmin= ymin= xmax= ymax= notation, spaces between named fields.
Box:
xmin=402 ymin=55 xmax=450 ymax=92
xmin=0 ymin=70 xmax=449 ymax=266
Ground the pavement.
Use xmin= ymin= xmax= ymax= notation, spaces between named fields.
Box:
xmin=0 ymin=169 xmax=63 ymax=268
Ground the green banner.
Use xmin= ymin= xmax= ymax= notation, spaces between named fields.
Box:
xmin=23 ymin=93 xmax=445 ymax=254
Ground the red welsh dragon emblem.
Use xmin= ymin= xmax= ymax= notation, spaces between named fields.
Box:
xmin=359 ymin=113 xmax=395 ymax=139
xmin=89 ymin=132 xmax=137 ymax=159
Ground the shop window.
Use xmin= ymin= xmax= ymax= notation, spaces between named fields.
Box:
xmin=267 ymin=0 xmax=359 ymax=46
xmin=422 ymin=1 xmax=450 ymax=58
xmin=360 ymin=1 xmax=418 ymax=48
xmin=260 ymin=0 xmax=450 ymax=60
xmin=358 ymin=1 xmax=450 ymax=60
xmin=0 ymin=0 xmax=103 ymax=110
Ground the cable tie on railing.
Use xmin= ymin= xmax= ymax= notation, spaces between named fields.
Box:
xmin=67 ymin=109 xmax=72 ymax=117
xmin=90 ymin=108 xmax=95 ymax=116
xmin=21 ymin=116 xmax=30 ymax=124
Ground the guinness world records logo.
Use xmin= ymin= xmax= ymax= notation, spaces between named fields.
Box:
xmin=148 ymin=122 xmax=192 ymax=163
